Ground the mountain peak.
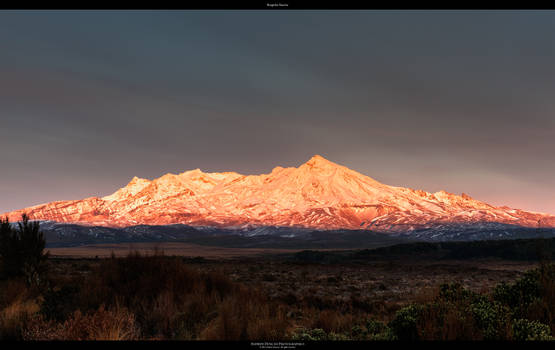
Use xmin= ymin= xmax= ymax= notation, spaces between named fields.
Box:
xmin=303 ymin=154 xmax=339 ymax=168
xmin=128 ymin=176 xmax=149 ymax=185
xmin=102 ymin=176 xmax=151 ymax=201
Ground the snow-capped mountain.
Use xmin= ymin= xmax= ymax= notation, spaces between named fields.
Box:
xmin=3 ymin=155 xmax=555 ymax=234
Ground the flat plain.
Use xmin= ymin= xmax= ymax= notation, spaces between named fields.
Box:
xmin=46 ymin=242 xmax=310 ymax=259
xmin=47 ymin=242 xmax=542 ymax=321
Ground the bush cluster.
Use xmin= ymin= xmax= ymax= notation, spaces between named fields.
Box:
xmin=386 ymin=265 xmax=555 ymax=341
xmin=0 ymin=215 xmax=49 ymax=283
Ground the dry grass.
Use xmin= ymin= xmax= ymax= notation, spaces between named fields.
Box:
xmin=308 ymin=309 xmax=355 ymax=334
xmin=0 ymin=298 xmax=40 ymax=339
xmin=199 ymin=288 xmax=289 ymax=340
xmin=416 ymin=303 xmax=477 ymax=340
xmin=0 ymin=279 xmax=31 ymax=309
xmin=24 ymin=305 xmax=139 ymax=340
xmin=32 ymin=250 xmax=294 ymax=340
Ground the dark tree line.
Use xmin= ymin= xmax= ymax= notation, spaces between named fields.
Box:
xmin=0 ymin=214 xmax=49 ymax=283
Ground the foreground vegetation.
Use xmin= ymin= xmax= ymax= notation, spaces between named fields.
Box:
xmin=0 ymin=216 xmax=554 ymax=340
xmin=0 ymin=251 xmax=552 ymax=340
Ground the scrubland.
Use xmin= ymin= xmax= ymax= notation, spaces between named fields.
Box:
xmin=1 ymin=243 xmax=554 ymax=341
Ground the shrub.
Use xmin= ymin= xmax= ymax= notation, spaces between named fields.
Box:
xmin=493 ymin=268 xmax=544 ymax=311
xmin=493 ymin=282 xmax=538 ymax=316
xmin=389 ymin=293 xmax=481 ymax=341
xmin=291 ymin=328 xmax=327 ymax=341
xmin=469 ymin=299 xmax=511 ymax=340
xmin=326 ymin=331 xmax=350 ymax=340
xmin=0 ymin=218 xmax=17 ymax=278
xmin=365 ymin=318 xmax=387 ymax=335
xmin=438 ymin=283 xmax=486 ymax=305
xmin=357 ymin=319 xmax=394 ymax=340
xmin=0 ymin=215 xmax=49 ymax=283
xmin=350 ymin=325 xmax=364 ymax=339
xmin=388 ymin=304 xmax=425 ymax=340
xmin=512 ymin=319 xmax=552 ymax=341
xmin=291 ymin=327 xmax=373 ymax=341
xmin=493 ymin=263 xmax=555 ymax=327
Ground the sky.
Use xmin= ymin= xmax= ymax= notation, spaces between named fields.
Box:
xmin=1 ymin=10 xmax=554 ymax=214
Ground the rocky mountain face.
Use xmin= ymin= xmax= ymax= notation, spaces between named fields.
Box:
xmin=4 ymin=155 xmax=555 ymax=235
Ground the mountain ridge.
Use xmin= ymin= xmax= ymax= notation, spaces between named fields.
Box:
xmin=4 ymin=155 xmax=555 ymax=233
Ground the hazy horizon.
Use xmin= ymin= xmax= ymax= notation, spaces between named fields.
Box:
xmin=1 ymin=10 xmax=555 ymax=214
